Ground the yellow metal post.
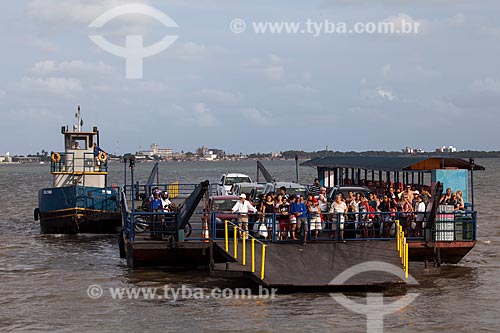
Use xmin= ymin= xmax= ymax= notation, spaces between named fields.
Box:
xmin=242 ymin=231 xmax=246 ymax=266
xmin=260 ymin=244 xmax=267 ymax=280
xmin=405 ymin=242 xmax=409 ymax=278
xmin=251 ymin=238 xmax=255 ymax=272
xmin=233 ymin=226 xmax=238 ymax=259
xmin=224 ymin=220 xmax=229 ymax=252
xmin=396 ymin=226 xmax=400 ymax=252
xmin=402 ymin=239 xmax=406 ymax=265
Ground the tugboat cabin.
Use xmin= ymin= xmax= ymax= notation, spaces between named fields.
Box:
xmin=51 ymin=125 xmax=108 ymax=188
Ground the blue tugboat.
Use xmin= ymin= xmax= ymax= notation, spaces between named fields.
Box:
xmin=34 ymin=106 xmax=121 ymax=234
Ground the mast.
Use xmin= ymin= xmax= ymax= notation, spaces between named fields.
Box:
xmin=76 ymin=105 xmax=82 ymax=132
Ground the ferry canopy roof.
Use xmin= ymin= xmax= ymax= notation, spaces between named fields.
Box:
xmin=301 ymin=156 xmax=485 ymax=171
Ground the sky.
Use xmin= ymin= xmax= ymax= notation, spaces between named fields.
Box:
xmin=1 ymin=0 xmax=500 ymax=155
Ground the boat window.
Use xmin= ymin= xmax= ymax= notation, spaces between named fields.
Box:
xmin=70 ymin=137 xmax=88 ymax=150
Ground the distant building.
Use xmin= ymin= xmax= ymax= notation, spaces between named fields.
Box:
xmin=402 ymin=147 xmax=425 ymax=154
xmin=435 ymin=145 xmax=457 ymax=153
xmin=136 ymin=150 xmax=154 ymax=157
xmin=402 ymin=147 xmax=414 ymax=154
xmin=271 ymin=151 xmax=283 ymax=158
xmin=196 ymin=146 xmax=210 ymax=157
xmin=210 ymin=148 xmax=225 ymax=159
xmin=151 ymin=143 xmax=173 ymax=159
xmin=0 ymin=152 xmax=12 ymax=163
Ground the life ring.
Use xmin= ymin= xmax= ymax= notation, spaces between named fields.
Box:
xmin=98 ymin=151 xmax=108 ymax=163
xmin=51 ymin=152 xmax=61 ymax=163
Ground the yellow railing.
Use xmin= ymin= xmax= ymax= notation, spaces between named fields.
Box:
xmin=167 ymin=181 xmax=179 ymax=199
xmin=395 ymin=220 xmax=409 ymax=278
xmin=224 ymin=220 xmax=267 ymax=280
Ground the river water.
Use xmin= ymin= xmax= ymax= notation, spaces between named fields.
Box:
xmin=0 ymin=159 xmax=498 ymax=332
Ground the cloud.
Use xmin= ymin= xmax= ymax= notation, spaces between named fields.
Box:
xmin=381 ymin=64 xmax=391 ymax=77
xmin=192 ymin=103 xmax=216 ymax=127
xmin=192 ymin=89 xmax=243 ymax=105
xmin=376 ymin=87 xmax=395 ymax=101
xmin=269 ymin=83 xmax=316 ymax=95
xmin=26 ymin=0 xmax=149 ymax=24
xmin=31 ymin=60 xmax=113 ymax=75
xmin=30 ymin=39 xmax=60 ymax=53
xmin=18 ymin=77 xmax=82 ymax=95
xmin=242 ymin=54 xmax=285 ymax=81
xmin=382 ymin=13 xmax=424 ymax=35
xmin=167 ymin=42 xmax=222 ymax=61
xmin=239 ymin=107 xmax=272 ymax=125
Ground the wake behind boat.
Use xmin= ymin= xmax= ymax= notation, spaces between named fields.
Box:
xmin=34 ymin=106 xmax=121 ymax=234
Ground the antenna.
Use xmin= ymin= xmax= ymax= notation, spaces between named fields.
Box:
xmin=76 ymin=105 xmax=81 ymax=132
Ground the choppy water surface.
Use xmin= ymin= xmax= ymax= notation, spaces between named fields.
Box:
xmin=0 ymin=159 xmax=498 ymax=332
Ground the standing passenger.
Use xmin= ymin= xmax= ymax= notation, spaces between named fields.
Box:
xmin=329 ymin=194 xmax=347 ymax=241
xmin=289 ymin=195 xmax=298 ymax=240
xmin=290 ymin=195 xmax=308 ymax=244
xmin=278 ymin=197 xmax=290 ymax=240
xmin=150 ymin=189 xmax=164 ymax=240
xmin=414 ymin=195 xmax=426 ymax=237
xmin=309 ymin=178 xmax=321 ymax=197
xmin=261 ymin=194 xmax=276 ymax=239
xmin=318 ymin=187 xmax=329 ymax=225
xmin=232 ymin=194 xmax=257 ymax=238
xmin=309 ymin=198 xmax=322 ymax=240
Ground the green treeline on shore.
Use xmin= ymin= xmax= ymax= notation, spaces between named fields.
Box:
xmin=248 ymin=150 xmax=500 ymax=159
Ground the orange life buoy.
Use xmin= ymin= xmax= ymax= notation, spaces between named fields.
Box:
xmin=98 ymin=151 xmax=108 ymax=163
xmin=51 ymin=152 xmax=61 ymax=163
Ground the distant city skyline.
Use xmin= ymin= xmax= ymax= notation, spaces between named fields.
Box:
xmin=1 ymin=1 xmax=500 ymax=154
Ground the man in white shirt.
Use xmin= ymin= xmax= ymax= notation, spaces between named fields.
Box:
xmin=232 ymin=194 xmax=257 ymax=236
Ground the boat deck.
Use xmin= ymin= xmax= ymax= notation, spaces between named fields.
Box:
xmin=211 ymin=240 xmax=405 ymax=287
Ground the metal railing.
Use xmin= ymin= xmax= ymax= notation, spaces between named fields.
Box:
xmin=223 ymin=220 xmax=267 ymax=280
xmin=432 ymin=210 xmax=477 ymax=242
xmin=123 ymin=183 xmax=200 ymax=200
xmin=51 ymin=152 xmax=108 ymax=173
xmin=208 ymin=210 xmax=477 ymax=243
xmin=121 ymin=182 xmax=208 ymax=242
xmin=395 ymin=220 xmax=409 ymax=278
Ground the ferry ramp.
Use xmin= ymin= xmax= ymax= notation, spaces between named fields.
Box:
xmin=210 ymin=221 xmax=409 ymax=288
xmin=212 ymin=240 xmax=405 ymax=288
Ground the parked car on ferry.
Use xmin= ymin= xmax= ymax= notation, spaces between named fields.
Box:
xmin=263 ymin=181 xmax=307 ymax=198
xmin=203 ymin=195 xmax=240 ymax=237
xmin=216 ymin=173 xmax=252 ymax=195
xmin=327 ymin=185 xmax=371 ymax=202
xmin=231 ymin=182 xmax=265 ymax=198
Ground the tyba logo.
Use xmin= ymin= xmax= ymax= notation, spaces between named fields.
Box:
xmin=329 ymin=261 xmax=419 ymax=333
xmin=89 ymin=4 xmax=179 ymax=79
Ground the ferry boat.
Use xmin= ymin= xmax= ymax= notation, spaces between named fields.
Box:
xmin=34 ymin=107 xmax=121 ymax=234
xmin=301 ymin=156 xmax=484 ymax=265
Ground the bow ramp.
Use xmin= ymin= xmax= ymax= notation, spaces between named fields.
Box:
xmin=212 ymin=240 xmax=407 ymax=288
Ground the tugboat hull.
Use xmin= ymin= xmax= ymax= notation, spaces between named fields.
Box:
xmin=37 ymin=186 xmax=121 ymax=234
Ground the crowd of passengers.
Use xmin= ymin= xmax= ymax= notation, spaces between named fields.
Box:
xmin=231 ymin=178 xmax=467 ymax=242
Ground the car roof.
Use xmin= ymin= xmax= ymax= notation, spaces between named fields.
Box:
xmin=234 ymin=182 xmax=264 ymax=188
xmin=334 ymin=185 xmax=371 ymax=191
xmin=272 ymin=182 xmax=306 ymax=189
xmin=210 ymin=195 xmax=241 ymax=200
xmin=224 ymin=173 xmax=251 ymax=177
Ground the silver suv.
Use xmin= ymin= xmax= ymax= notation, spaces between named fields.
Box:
xmin=327 ymin=185 xmax=371 ymax=202
xmin=263 ymin=181 xmax=307 ymax=198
